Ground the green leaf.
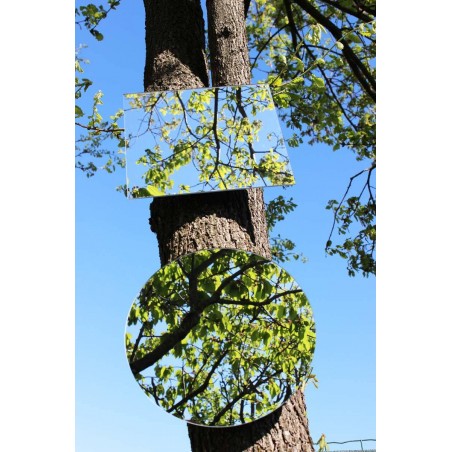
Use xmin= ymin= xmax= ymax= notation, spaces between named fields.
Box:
xmin=262 ymin=330 xmax=271 ymax=347
xmin=144 ymin=185 xmax=166 ymax=197
xmin=251 ymin=328 xmax=260 ymax=342
xmin=90 ymin=29 xmax=104 ymax=41
xmin=311 ymin=76 xmax=325 ymax=89
xmin=75 ymin=105 xmax=84 ymax=118
xmin=276 ymin=304 xmax=286 ymax=319
xmin=293 ymin=57 xmax=304 ymax=71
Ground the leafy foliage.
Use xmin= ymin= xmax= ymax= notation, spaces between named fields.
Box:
xmin=75 ymin=57 xmax=125 ymax=177
xmin=126 ymin=249 xmax=315 ymax=426
xmin=266 ymin=195 xmax=306 ymax=263
xmin=266 ymin=195 xmax=297 ymax=232
xmin=124 ymin=84 xmax=294 ymax=197
xmin=325 ymin=160 xmax=375 ymax=276
xmin=75 ymin=0 xmax=376 ymax=276
xmin=75 ymin=0 xmax=121 ymax=41
xmin=75 ymin=2 xmax=125 ymax=177
xmin=246 ymin=0 xmax=376 ymax=276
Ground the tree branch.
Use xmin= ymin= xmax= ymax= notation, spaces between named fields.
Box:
xmin=209 ymin=368 xmax=281 ymax=425
xmin=250 ymin=25 xmax=289 ymax=71
xmin=353 ymin=0 xmax=376 ymax=16
xmin=282 ymin=0 xmax=359 ymax=131
xmin=325 ymin=160 xmax=376 ymax=249
xmin=303 ymin=42 xmax=358 ymax=132
xmin=291 ymin=0 xmax=375 ymax=101
xmin=235 ymin=87 xmax=256 ymax=162
xmin=283 ymin=0 xmax=299 ymax=54
xmin=75 ymin=122 xmax=124 ymax=134
xmin=319 ymin=0 xmax=374 ymax=22
xmin=209 ymin=258 xmax=269 ymax=303
xmin=210 ymin=87 xmax=223 ymax=178
xmin=216 ymin=288 xmax=303 ymax=307
xmin=244 ymin=0 xmax=251 ymax=18
xmin=168 ymin=349 xmax=229 ymax=413
xmin=129 ymin=304 xmax=207 ymax=375
xmin=189 ymin=249 xmax=229 ymax=279
xmin=130 ymin=322 xmax=146 ymax=362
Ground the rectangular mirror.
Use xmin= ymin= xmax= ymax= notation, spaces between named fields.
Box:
xmin=123 ymin=84 xmax=295 ymax=198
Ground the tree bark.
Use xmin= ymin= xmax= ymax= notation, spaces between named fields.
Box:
xmin=188 ymin=389 xmax=313 ymax=452
xmin=145 ymin=0 xmax=271 ymax=265
xmin=150 ymin=188 xmax=271 ymax=265
xmin=206 ymin=0 xmax=251 ymax=86
xmin=143 ymin=0 xmax=209 ymax=91
xmin=144 ymin=0 xmax=314 ymax=450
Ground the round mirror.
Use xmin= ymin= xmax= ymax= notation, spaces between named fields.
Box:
xmin=125 ymin=249 xmax=315 ymax=426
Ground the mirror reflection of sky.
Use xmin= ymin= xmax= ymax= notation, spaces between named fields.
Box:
xmin=124 ymin=84 xmax=295 ymax=198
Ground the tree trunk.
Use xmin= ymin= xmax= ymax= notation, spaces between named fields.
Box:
xmin=188 ymin=389 xmax=313 ymax=452
xmin=206 ymin=0 xmax=251 ymax=86
xmin=146 ymin=0 xmax=271 ymax=265
xmin=150 ymin=188 xmax=271 ymax=265
xmin=144 ymin=0 xmax=314 ymax=450
xmin=143 ymin=0 xmax=209 ymax=91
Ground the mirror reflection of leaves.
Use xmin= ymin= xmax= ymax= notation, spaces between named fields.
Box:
xmin=125 ymin=249 xmax=315 ymax=426
xmin=124 ymin=85 xmax=295 ymax=198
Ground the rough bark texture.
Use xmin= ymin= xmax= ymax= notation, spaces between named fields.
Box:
xmin=143 ymin=0 xmax=209 ymax=91
xmin=188 ymin=390 xmax=313 ymax=452
xmin=150 ymin=188 xmax=271 ymax=265
xmin=144 ymin=1 xmax=313 ymax=450
xmin=206 ymin=0 xmax=251 ymax=86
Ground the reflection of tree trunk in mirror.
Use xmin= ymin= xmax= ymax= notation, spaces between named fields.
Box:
xmin=144 ymin=0 xmax=314 ymax=449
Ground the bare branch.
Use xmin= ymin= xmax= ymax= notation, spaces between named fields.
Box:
xmin=325 ymin=160 xmax=376 ymax=249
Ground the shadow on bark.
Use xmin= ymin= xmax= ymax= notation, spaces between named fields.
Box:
xmin=150 ymin=188 xmax=271 ymax=265
xmin=188 ymin=400 xmax=284 ymax=451
xmin=187 ymin=389 xmax=313 ymax=451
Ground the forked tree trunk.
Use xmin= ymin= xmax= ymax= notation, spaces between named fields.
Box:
xmin=144 ymin=1 xmax=314 ymax=450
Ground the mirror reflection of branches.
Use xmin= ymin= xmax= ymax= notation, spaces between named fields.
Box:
xmin=125 ymin=249 xmax=315 ymax=426
xmin=124 ymin=84 xmax=295 ymax=198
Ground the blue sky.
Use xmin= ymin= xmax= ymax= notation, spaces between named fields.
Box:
xmin=75 ymin=2 xmax=375 ymax=450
